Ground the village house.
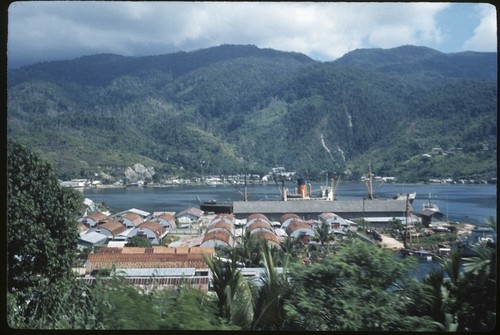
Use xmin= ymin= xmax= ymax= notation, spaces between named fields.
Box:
xmin=120 ymin=212 xmax=144 ymax=228
xmin=90 ymin=218 xmax=127 ymax=239
xmin=285 ymin=219 xmax=315 ymax=239
xmin=318 ymin=212 xmax=351 ymax=231
xmin=176 ymin=207 xmax=204 ymax=224
xmin=78 ymin=231 xmax=108 ymax=250
xmin=131 ymin=221 xmax=169 ymax=245
xmin=154 ymin=212 xmax=177 ymax=229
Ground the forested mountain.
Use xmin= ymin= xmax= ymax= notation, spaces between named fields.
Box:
xmin=7 ymin=44 xmax=497 ymax=182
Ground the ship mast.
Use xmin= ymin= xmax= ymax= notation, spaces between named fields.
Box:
xmin=367 ymin=162 xmax=374 ymax=200
xmin=404 ymin=193 xmax=412 ymax=248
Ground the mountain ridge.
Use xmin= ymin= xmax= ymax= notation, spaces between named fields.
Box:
xmin=7 ymin=44 xmax=497 ymax=182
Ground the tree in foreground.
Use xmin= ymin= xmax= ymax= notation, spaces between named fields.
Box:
xmin=425 ymin=240 xmax=496 ymax=332
xmin=204 ymin=252 xmax=253 ymax=328
xmin=283 ymin=240 xmax=436 ymax=331
xmin=7 ymin=142 xmax=91 ymax=328
xmin=250 ymin=240 xmax=291 ymax=330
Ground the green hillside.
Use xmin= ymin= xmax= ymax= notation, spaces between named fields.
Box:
xmin=7 ymin=44 xmax=497 ymax=182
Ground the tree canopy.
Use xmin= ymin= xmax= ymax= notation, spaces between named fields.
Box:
xmin=7 ymin=45 xmax=497 ymax=181
xmin=8 ymin=142 xmax=83 ymax=292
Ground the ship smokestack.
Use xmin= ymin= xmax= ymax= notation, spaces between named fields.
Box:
xmin=297 ymin=178 xmax=307 ymax=198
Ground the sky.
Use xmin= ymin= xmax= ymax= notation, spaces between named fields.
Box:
xmin=7 ymin=1 xmax=498 ymax=68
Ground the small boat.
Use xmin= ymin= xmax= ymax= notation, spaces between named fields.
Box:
xmin=422 ymin=193 xmax=440 ymax=212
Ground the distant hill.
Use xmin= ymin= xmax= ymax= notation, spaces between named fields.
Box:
xmin=335 ymin=45 xmax=497 ymax=80
xmin=7 ymin=44 xmax=497 ymax=182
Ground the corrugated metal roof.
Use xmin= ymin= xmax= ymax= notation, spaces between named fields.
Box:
xmin=279 ymin=213 xmax=300 ymax=223
xmin=247 ymin=213 xmax=269 ymax=222
xmin=246 ymin=219 xmax=273 ymax=233
xmin=79 ymin=231 xmax=108 ymax=244
xmin=251 ymin=230 xmax=280 ymax=244
xmin=286 ymin=220 xmax=312 ymax=235
xmin=107 ymin=241 xmax=127 ymax=248
xmin=176 ymin=207 xmax=204 ymax=218
xmin=137 ymin=221 xmax=166 ymax=237
xmin=126 ymin=208 xmax=151 ymax=217
xmin=80 ymin=212 xmax=108 ymax=223
xmin=207 ymin=220 xmax=235 ymax=234
xmin=116 ymin=227 xmax=135 ymax=238
xmin=86 ymin=253 xmax=209 ymax=273
xmin=202 ymin=230 xmax=233 ymax=246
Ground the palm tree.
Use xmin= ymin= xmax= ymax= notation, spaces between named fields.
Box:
xmin=251 ymin=240 xmax=290 ymax=330
xmin=425 ymin=243 xmax=497 ymax=332
xmin=235 ymin=233 xmax=263 ymax=267
xmin=280 ymin=236 xmax=304 ymax=266
xmin=204 ymin=254 xmax=253 ymax=328
xmin=315 ymin=221 xmax=332 ymax=247
xmin=462 ymin=242 xmax=495 ymax=276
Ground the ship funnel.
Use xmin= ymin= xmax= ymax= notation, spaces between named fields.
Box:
xmin=297 ymin=178 xmax=307 ymax=198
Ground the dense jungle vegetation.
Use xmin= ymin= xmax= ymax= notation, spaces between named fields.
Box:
xmin=7 ymin=44 xmax=497 ymax=181
xmin=7 ymin=143 xmax=497 ymax=331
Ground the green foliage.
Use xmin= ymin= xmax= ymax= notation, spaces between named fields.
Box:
xmin=89 ymin=273 xmax=162 ymax=330
xmin=126 ymin=235 xmax=152 ymax=247
xmin=7 ymin=45 xmax=496 ymax=181
xmin=6 ymin=142 xmax=108 ymax=329
xmin=7 ymin=142 xmax=83 ymax=291
xmin=250 ymin=241 xmax=291 ymax=330
xmin=204 ymin=254 xmax=253 ymax=328
xmin=155 ymin=285 xmax=239 ymax=330
xmin=315 ymin=220 xmax=332 ymax=246
xmin=424 ymin=244 xmax=497 ymax=332
xmin=8 ymin=277 xmax=106 ymax=329
xmin=284 ymin=240 xmax=436 ymax=331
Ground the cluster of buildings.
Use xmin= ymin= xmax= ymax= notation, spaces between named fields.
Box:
xmin=200 ymin=212 xmax=354 ymax=248
xmin=76 ymin=205 xmax=357 ymax=291
xmin=78 ymin=206 xmax=356 ymax=251
xmin=77 ymin=207 xmax=204 ymax=249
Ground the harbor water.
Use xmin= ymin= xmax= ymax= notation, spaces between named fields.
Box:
xmin=83 ymin=182 xmax=496 ymax=225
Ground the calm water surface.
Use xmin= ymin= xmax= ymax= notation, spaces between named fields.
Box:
xmin=83 ymin=182 xmax=496 ymax=225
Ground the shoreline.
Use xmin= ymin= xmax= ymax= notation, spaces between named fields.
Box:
xmin=71 ymin=178 xmax=497 ymax=191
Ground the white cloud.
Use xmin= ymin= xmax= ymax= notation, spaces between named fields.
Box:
xmin=6 ymin=2 xmax=478 ymax=67
xmin=463 ymin=3 xmax=497 ymax=52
